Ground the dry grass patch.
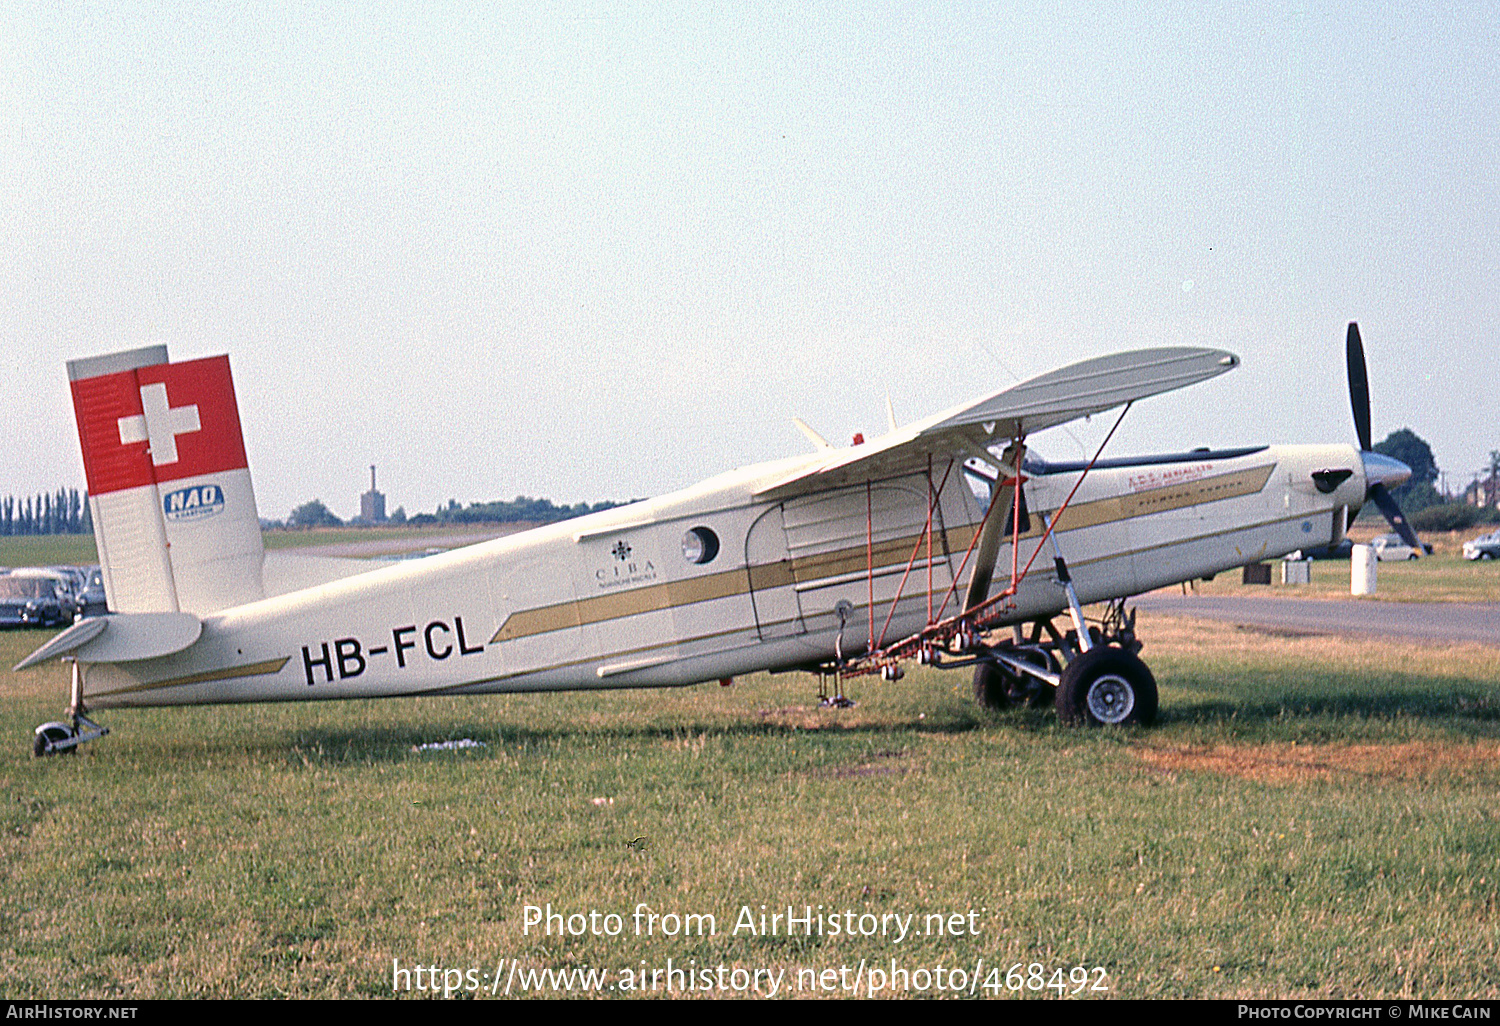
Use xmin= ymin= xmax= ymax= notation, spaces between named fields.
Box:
xmin=810 ymin=748 xmax=913 ymax=779
xmin=753 ymin=704 xmax=868 ymax=731
xmin=1133 ymin=739 xmax=1500 ymax=785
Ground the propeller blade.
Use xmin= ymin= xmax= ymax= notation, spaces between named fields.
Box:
xmin=1368 ymin=482 xmax=1423 ymax=552
xmin=1346 ymin=321 xmax=1372 ymax=452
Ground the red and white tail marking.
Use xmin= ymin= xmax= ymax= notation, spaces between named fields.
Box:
xmin=69 ymin=347 xmax=265 ymax=615
xmin=72 ymin=354 xmax=250 ymax=495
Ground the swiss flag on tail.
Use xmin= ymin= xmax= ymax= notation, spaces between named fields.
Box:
xmin=68 ymin=347 xmax=264 ymax=615
xmin=71 ymin=356 xmax=249 ymax=496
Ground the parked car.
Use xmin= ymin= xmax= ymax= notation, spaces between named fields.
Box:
xmin=45 ymin=566 xmax=87 ymax=617
xmin=1463 ymin=531 xmax=1500 ymax=561
xmin=1371 ymin=533 xmax=1421 ymax=561
xmin=0 ymin=571 xmax=74 ymax=628
xmin=1286 ymin=539 xmax=1355 ymax=561
xmin=75 ymin=566 xmax=108 ymax=618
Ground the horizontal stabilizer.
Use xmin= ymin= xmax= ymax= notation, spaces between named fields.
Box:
xmin=755 ymin=347 xmax=1238 ymax=500
xmin=14 ymin=612 xmax=202 ymax=670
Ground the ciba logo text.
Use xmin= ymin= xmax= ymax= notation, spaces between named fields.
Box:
xmin=163 ymin=484 xmax=226 ymax=522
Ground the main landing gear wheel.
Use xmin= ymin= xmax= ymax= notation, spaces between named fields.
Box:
xmin=1055 ymin=646 xmax=1158 ymax=727
xmin=973 ymin=661 xmax=1011 ymax=709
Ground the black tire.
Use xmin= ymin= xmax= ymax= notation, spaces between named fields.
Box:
xmin=1010 ymin=647 xmax=1059 ymax=708
xmin=1055 ymin=646 xmax=1157 ymax=727
xmin=973 ymin=661 xmax=1011 ymax=709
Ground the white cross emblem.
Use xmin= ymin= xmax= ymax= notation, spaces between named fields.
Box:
xmin=117 ymin=383 xmax=202 ymax=466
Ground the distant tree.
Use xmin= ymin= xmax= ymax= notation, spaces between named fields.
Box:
xmin=287 ymin=499 xmax=343 ymax=529
xmin=1374 ymin=428 xmax=1441 ymax=513
xmin=423 ymin=495 xmax=629 ymax=526
xmin=0 ymin=489 xmax=89 ymax=534
xmin=1411 ymin=502 xmax=1483 ymax=532
xmin=388 ymin=506 xmax=406 ymax=524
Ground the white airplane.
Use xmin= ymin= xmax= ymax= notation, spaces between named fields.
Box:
xmin=20 ymin=325 xmax=1417 ymax=755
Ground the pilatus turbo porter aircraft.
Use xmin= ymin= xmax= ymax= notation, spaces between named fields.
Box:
xmin=22 ymin=325 xmax=1416 ymax=755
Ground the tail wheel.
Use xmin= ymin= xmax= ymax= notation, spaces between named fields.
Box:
xmin=32 ymin=723 xmax=74 ymax=758
xmin=1056 ymin=646 xmax=1158 ymax=727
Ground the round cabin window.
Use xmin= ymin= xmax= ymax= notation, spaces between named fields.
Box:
xmin=681 ymin=526 xmax=720 ymax=565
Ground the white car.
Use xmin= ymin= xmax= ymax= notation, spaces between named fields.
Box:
xmin=1463 ymin=531 xmax=1500 ymax=561
xmin=1371 ymin=533 xmax=1420 ymax=561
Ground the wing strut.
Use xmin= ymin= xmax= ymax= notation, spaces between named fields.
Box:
xmin=843 ymin=401 xmax=1133 ymax=680
xmin=962 ymin=435 xmax=1027 ymax=616
xmin=964 ymin=401 xmax=1133 ymax=627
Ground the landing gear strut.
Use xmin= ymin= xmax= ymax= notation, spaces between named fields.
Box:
xmin=973 ymin=646 xmax=1058 ymax=709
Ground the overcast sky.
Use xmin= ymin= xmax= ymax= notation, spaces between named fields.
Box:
xmin=2 ymin=2 xmax=1496 ymax=520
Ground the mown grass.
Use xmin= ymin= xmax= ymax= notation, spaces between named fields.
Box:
xmin=2 ymin=618 xmax=1497 ymax=1000
xmin=0 ymin=535 xmax=99 ymax=568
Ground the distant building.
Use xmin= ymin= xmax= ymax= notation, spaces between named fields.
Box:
xmin=1466 ymin=476 xmax=1498 ymax=509
xmin=361 ymin=465 xmax=387 ymax=524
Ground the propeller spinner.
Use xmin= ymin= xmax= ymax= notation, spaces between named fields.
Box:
xmin=1346 ymin=322 xmax=1423 ymax=551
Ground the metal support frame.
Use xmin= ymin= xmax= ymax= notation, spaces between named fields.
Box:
xmin=835 ymin=401 xmax=1137 ymax=684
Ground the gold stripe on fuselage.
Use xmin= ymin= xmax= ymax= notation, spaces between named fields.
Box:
xmin=489 ymin=462 xmax=1277 ymax=644
xmin=89 ymin=656 xmax=292 ymax=698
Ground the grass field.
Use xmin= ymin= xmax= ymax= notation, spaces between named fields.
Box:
xmin=2 ymin=616 xmax=1497 ymax=1000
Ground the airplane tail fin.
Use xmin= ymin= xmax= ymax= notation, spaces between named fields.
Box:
xmin=68 ymin=346 xmax=266 ymax=615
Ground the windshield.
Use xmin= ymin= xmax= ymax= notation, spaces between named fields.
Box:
xmin=0 ymin=578 xmax=58 ymax=600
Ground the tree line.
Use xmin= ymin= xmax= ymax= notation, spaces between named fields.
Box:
xmin=274 ymin=495 xmax=627 ymax=530
xmin=0 ymin=488 xmax=91 ymax=535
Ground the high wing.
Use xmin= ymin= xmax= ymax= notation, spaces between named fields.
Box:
xmin=755 ymin=347 xmax=1239 ymax=501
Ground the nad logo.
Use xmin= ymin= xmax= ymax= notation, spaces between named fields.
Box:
xmin=163 ymin=484 xmax=225 ymax=523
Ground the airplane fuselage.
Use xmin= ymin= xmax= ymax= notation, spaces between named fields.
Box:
xmin=80 ymin=441 xmax=1368 ymax=709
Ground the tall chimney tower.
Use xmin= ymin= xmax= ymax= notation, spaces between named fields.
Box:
xmin=361 ymin=464 xmax=387 ymax=524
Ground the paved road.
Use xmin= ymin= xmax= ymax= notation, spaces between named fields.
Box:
xmin=1133 ymin=593 xmax=1500 ymax=648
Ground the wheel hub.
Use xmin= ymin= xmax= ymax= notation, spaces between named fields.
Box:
xmin=1086 ymin=674 xmax=1135 ymax=724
